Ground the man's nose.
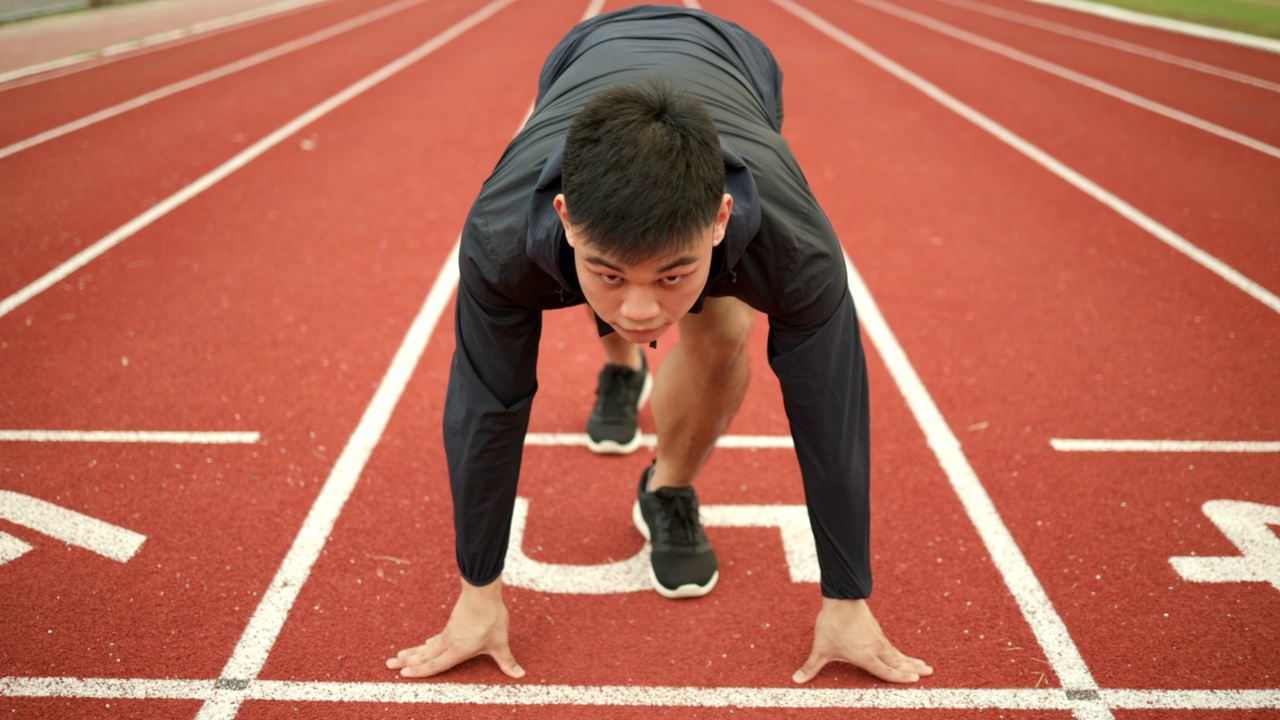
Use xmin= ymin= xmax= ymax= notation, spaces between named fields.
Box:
xmin=619 ymin=286 xmax=660 ymax=324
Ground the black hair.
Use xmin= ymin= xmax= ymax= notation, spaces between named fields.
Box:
xmin=561 ymin=81 xmax=724 ymax=264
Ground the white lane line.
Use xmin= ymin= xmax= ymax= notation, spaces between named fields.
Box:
xmin=931 ymin=0 xmax=1280 ymax=93
xmin=0 ymin=0 xmax=344 ymax=89
xmin=0 ymin=430 xmax=260 ymax=444
xmin=772 ymin=0 xmax=1280 ymax=318
xmin=197 ymin=7 xmax=592 ymax=718
xmin=523 ymin=432 xmax=795 ymax=449
xmin=238 ymin=683 xmax=1280 ymax=709
xmin=1051 ymin=439 xmax=1280 ymax=452
xmin=4 ymin=676 xmax=1280 ymax=709
xmin=581 ymin=0 xmax=607 ymax=20
xmin=854 ymin=0 xmax=1280 ymax=160
xmin=0 ymin=677 xmax=214 ymax=700
xmin=0 ymin=0 xmax=432 ymax=161
xmin=198 ymin=1 xmax=600 ymax=712
xmin=0 ymin=0 xmax=515 ymax=324
xmin=1103 ymin=689 xmax=1280 ymax=709
xmin=0 ymin=490 xmax=146 ymax=563
xmin=197 ymin=5 xmax=541 ymax=713
xmin=196 ymin=683 xmax=1072 ymax=708
xmin=834 ymin=242 xmax=1110 ymax=715
xmin=1020 ymin=0 xmax=1280 ymax=55
xmin=196 ymin=243 xmax=463 ymax=718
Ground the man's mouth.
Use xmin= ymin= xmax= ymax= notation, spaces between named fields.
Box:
xmin=617 ymin=323 xmax=666 ymax=338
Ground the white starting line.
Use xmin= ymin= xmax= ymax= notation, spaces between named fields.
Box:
xmin=523 ymin=432 xmax=795 ymax=449
xmin=0 ymin=430 xmax=260 ymax=444
xmin=1 ymin=676 xmax=1278 ymax=710
xmin=1051 ymin=439 xmax=1280 ymax=453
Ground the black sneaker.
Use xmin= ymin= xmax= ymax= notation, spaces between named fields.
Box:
xmin=631 ymin=464 xmax=719 ymax=598
xmin=586 ymin=350 xmax=652 ymax=455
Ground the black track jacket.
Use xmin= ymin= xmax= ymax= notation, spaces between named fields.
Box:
xmin=444 ymin=5 xmax=873 ymax=600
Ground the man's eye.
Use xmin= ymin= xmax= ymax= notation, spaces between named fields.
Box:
xmin=599 ymin=274 xmax=623 ymax=286
xmin=659 ymin=275 xmax=685 ymax=286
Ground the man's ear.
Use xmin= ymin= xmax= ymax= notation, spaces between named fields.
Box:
xmin=711 ymin=193 xmax=733 ymax=247
xmin=553 ymin=194 xmax=576 ymax=248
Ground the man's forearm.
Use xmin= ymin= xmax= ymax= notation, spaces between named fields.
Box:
xmin=768 ymin=291 xmax=872 ymax=599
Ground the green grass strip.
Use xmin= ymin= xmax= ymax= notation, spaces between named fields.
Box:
xmin=1085 ymin=0 xmax=1280 ymax=39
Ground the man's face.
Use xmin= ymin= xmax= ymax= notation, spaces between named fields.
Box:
xmin=555 ymin=193 xmax=732 ymax=345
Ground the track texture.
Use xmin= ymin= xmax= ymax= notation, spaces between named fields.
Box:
xmin=1 ymin=0 xmax=1277 ymax=717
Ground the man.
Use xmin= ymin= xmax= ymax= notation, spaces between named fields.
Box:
xmin=387 ymin=5 xmax=932 ymax=684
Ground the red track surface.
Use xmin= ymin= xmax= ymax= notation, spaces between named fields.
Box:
xmin=2 ymin=0 xmax=1277 ymax=717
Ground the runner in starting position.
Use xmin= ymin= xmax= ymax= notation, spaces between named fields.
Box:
xmin=388 ymin=4 xmax=932 ymax=684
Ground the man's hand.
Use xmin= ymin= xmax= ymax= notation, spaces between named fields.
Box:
xmin=793 ymin=598 xmax=933 ymax=684
xmin=386 ymin=577 xmax=525 ymax=679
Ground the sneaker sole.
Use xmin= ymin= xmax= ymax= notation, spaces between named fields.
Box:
xmin=631 ymin=500 xmax=719 ymax=599
xmin=586 ymin=432 xmax=643 ymax=455
xmin=585 ymin=371 xmax=654 ymax=456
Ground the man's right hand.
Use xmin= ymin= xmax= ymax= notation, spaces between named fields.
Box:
xmin=792 ymin=597 xmax=932 ymax=684
xmin=386 ymin=577 xmax=525 ymax=679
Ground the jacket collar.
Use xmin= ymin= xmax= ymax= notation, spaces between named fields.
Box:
xmin=526 ymin=135 xmax=760 ymax=317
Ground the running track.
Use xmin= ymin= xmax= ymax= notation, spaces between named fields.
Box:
xmin=1 ymin=0 xmax=1277 ymax=717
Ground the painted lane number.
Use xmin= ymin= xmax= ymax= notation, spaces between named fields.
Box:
xmin=504 ymin=496 xmax=818 ymax=593
xmin=0 ymin=490 xmax=146 ymax=567
xmin=1170 ymin=499 xmax=1280 ymax=592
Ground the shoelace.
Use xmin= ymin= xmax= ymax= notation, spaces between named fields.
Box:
xmin=658 ymin=490 xmax=701 ymax=545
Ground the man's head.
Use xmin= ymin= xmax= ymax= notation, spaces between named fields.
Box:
xmin=554 ymin=81 xmax=732 ymax=344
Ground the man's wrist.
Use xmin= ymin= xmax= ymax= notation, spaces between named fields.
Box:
xmin=460 ymin=575 xmax=504 ymax=599
xmin=820 ymin=596 xmax=869 ymax=615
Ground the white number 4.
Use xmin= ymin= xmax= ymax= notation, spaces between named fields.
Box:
xmin=503 ymin=497 xmax=818 ymax=594
xmin=1170 ymin=499 xmax=1280 ymax=593
xmin=0 ymin=490 xmax=146 ymax=566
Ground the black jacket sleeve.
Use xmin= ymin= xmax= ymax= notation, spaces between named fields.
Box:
xmin=763 ymin=207 xmax=872 ymax=601
xmin=443 ymin=214 xmax=542 ymax=587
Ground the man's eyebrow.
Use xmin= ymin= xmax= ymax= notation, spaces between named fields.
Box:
xmin=582 ymin=255 xmax=699 ymax=273
xmin=656 ymin=256 xmax=699 ymax=272
xmin=582 ymin=255 xmax=624 ymax=272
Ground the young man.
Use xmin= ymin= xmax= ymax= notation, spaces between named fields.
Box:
xmin=387 ymin=5 xmax=932 ymax=684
